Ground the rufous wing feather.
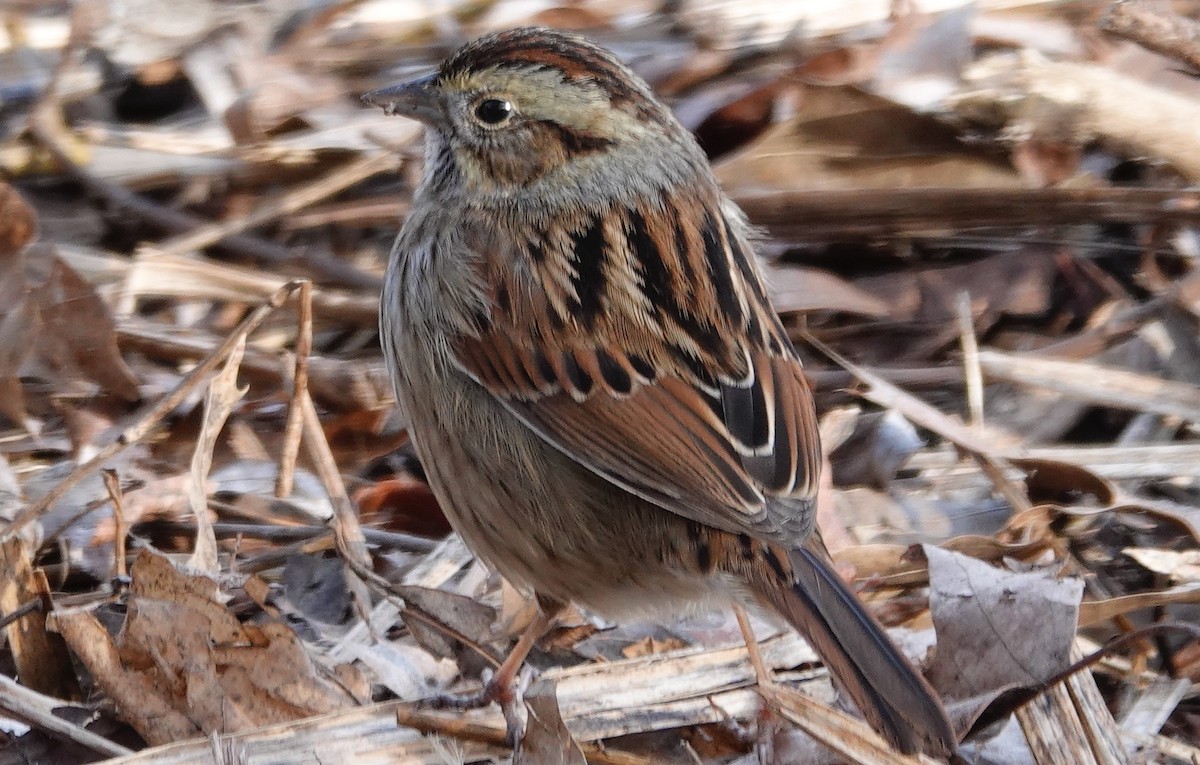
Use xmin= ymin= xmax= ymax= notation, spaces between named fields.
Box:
xmin=450 ymin=186 xmax=821 ymax=545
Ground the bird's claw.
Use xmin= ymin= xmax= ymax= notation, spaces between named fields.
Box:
xmin=424 ymin=665 xmax=540 ymax=746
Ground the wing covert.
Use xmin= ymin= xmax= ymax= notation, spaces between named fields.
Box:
xmin=451 ymin=188 xmax=821 ymax=543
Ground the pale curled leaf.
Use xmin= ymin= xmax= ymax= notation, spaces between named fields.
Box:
xmin=342 ymin=641 xmax=457 ymax=700
xmin=1121 ymin=549 xmax=1200 ymax=583
xmin=951 ymin=51 xmax=1200 ymax=181
xmin=924 ymin=546 xmax=1083 ymax=700
xmin=187 ymin=335 xmax=247 ymax=572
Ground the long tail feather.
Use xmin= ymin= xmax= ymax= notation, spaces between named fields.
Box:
xmin=743 ymin=539 xmax=956 ymax=757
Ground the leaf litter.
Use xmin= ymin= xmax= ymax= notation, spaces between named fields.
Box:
xmin=2 ymin=0 xmax=1200 ymax=763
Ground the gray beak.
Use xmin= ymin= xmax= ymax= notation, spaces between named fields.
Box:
xmin=362 ymin=73 xmax=445 ymax=127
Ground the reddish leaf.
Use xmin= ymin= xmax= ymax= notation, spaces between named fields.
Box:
xmin=34 ymin=256 xmax=140 ymax=401
xmin=354 ymin=477 xmax=450 ymax=538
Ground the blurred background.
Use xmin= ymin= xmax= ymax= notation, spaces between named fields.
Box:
xmin=2 ymin=1 xmax=1200 ymax=763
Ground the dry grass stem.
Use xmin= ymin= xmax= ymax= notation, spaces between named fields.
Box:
xmin=300 ymin=388 xmax=370 ymax=569
xmin=955 ymin=292 xmax=984 ymax=428
xmin=101 ymin=469 xmax=127 ymax=579
xmin=0 ymin=672 xmax=132 ymax=758
xmin=276 ymin=280 xmax=313 ymax=498
xmin=148 ymin=153 xmax=398 ymax=259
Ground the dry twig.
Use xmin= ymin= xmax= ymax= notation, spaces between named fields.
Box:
xmin=276 ymin=280 xmax=312 ymax=498
xmin=1101 ymin=0 xmax=1200 ymax=72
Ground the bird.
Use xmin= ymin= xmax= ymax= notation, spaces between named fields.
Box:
xmin=365 ymin=26 xmax=956 ymax=758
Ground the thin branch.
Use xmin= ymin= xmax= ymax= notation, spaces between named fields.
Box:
xmin=393 ymin=706 xmax=659 ymax=765
xmin=0 ymin=673 xmax=132 ymax=758
xmin=0 ymin=598 xmax=41 ymax=631
xmin=955 ymin=292 xmax=985 ymax=428
xmin=100 ymin=470 xmax=127 ymax=579
xmin=147 ymin=153 xmax=398 ymax=259
xmin=1101 ymin=0 xmax=1200 ymax=72
xmin=276 ymin=280 xmax=312 ymax=498
xmin=732 ymin=187 xmax=1200 ymax=239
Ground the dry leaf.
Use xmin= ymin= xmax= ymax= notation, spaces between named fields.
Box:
xmin=830 ymin=410 xmax=923 ymax=490
xmin=0 ymin=185 xmax=39 ymax=428
xmin=354 ymin=476 xmax=451 ymax=538
xmin=855 ymin=248 xmax=1058 ymax=324
xmin=924 ymin=546 xmax=1083 ymax=700
xmin=396 ymin=583 xmax=499 ymax=665
xmin=342 ymin=640 xmax=457 ymax=700
xmin=1122 ymin=549 xmax=1200 ymax=583
xmin=57 ymin=550 xmax=358 ymax=745
xmin=0 ymin=183 xmax=37 ymax=262
xmin=767 ymin=264 xmax=891 ymax=318
xmin=34 ymin=255 xmax=140 ymax=401
xmin=715 ymin=84 xmax=1020 ymax=194
xmin=620 ymin=635 xmax=689 ymax=659
xmin=516 ymin=678 xmax=586 ymax=765
xmin=187 ymin=335 xmax=246 ymax=571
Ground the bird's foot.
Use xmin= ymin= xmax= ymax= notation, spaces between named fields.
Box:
xmin=426 ymin=666 xmax=536 ymax=746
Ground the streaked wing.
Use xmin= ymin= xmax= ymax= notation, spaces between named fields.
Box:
xmin=451 ymin=186 xmax=821 ymax=543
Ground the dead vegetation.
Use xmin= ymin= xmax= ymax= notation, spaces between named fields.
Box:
xmin=1 ymin=0 xmax=1200 ymax=763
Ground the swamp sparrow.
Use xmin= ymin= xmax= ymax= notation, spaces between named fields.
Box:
xmin=367 ymin=27 xmax=955 ymax=757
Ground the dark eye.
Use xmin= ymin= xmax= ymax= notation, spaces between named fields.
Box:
xmin=474 ymin=98 xmax=513 ymax=126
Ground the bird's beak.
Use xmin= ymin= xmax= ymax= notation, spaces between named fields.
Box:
xmin=362 ymin=73 xmax=445 ymax=127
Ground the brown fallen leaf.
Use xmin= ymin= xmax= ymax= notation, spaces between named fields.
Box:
xmin=52 ymin=604 xmax=200 ymax=745
xmin=354 ymin=476 xmax=452 ymax=539
xmin=55 ymin=549 xmax=358 ymax=745
xmin=854 ymin=247 xmax=1059 ymax=324
xmin=0 ymin=182 xmax=37 ymax=259
xmin=34 ymin=254 xmax=140 ymax=401
xmin=0 ymin=184 xmax=40 ymax=428
xmin=396 ymin=583 xmax=500 ymax=672
xmin=0 ymin=536 xmax=77 ymax=700
xmin=767 ymin=264 xmax=891 ymax=318
xmin=515 ymin=678 xmax=586 ymax=765
xmin=715 ymin=83 xmax=1021 ymax=194
xmin=0 ymin=296 xmax=41 ymax=428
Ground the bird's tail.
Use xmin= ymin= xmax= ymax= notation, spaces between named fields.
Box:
xmin=740 ymin=537 xmax=956 ymax=758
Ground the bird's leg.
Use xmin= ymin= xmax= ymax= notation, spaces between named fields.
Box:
xmin=427 ymin=595 xmax=564 ymax=743
xmin=733 ymin=603 xmax=774 ymax=688
xmin=732 ymin=604 xmax=785 ymax=751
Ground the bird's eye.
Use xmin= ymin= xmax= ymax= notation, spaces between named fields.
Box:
xmin=473 ymin=98 xmax=514 ymax=126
